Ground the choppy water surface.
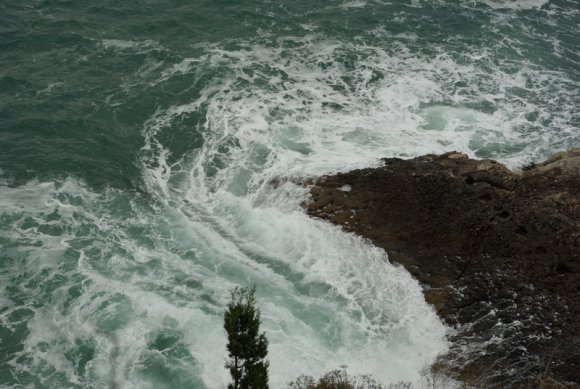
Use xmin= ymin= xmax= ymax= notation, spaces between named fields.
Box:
xmin=0 ymin=0 xmax=578 ymax=387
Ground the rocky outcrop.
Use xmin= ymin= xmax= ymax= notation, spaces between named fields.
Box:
xmin=306 ymin=149 xmax=580 ymax=387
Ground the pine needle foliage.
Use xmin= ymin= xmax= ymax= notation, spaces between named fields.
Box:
xmin=287 ymin=368 xmax=389 ymax=389
xmin=224 ymin=286 xmax=269 ymax=389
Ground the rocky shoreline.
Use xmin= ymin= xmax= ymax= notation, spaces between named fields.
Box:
xmin=305 ymin=149 xmax=580 ymax=387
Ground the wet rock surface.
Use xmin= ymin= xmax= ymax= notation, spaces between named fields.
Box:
xmin=306 ymin=149 xmax=580 ymax=386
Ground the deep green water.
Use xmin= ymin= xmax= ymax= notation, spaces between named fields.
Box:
xmin=0 ymin=0 xmax=578 ymax=387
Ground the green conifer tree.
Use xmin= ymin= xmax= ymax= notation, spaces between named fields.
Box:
xmin=224 ymin=286 xmax=269 ymax=389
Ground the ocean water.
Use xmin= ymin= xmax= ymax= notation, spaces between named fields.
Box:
xmin=0 ymin=0 xmax=578 ymax=387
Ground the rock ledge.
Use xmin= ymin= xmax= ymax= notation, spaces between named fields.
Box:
xmin=306 ymin=149 xmax=580 ymax=386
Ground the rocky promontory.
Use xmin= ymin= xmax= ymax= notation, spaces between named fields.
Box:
xmin=306 ymin=149 xmax=580 ymax=387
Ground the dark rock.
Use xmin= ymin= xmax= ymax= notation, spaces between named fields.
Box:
xmin=306 ymin=149 xmax=580 ymax=386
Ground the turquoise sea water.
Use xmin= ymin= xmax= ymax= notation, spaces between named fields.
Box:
xmin=0 ymin=0 xmax=578 ymax=387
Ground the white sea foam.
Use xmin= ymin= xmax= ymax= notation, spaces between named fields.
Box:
xmin=3 ymin=11 xmax=578 ymax=387
xmin=0 ymin=175 xmax=448 ymax=387
xmin=340 ymin=0 xmax=367 ymax=9
xmin=477 ymin=0 xmax=549 ymax=10
xmin=101 ymin=39 xmax=160 ymax=51
xmin=161 ymin=35 xmax=576 ymax=170
xmin=134 ymin=35 xmax=465 ymax=386
xmin=133 ymin=29 xmax=579 ymax=385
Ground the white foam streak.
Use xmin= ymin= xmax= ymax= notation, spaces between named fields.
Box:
xmin=137 ymin=36 xmax=458 ymax=386
xmin=477 ymin=0 xmax=549 ymax=10
xmin=134 ymin=31 xmax=577 ymax=384
xmin=4 ymin=19 xmax=576 ymax=387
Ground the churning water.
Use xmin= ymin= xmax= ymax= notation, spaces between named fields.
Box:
xmin=0 ymin=0 xmax=578 ymax=387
